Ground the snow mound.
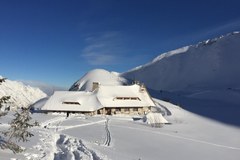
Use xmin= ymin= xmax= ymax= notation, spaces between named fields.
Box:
xmin=54 ymin=134 xmax=102 ymax=160
xmin=0 ymin=78 xmax=47 ymax=108
xmin=143 ymin=112 xmax=168 ymax=127
xmin=122 ymin=32 xmax=240 ymax=92
xmin=69 ymin=69 xmax=127 ymax=91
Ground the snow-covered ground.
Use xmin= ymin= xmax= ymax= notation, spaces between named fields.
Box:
xmin=1 ymin=98 xmax=239 ymax=160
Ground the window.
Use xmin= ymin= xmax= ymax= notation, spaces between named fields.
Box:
xmin=124 ymin=108 xmax=130 ymax=112
xmin=133 ymin=108 xmax=138 ymax=111
xmin=114 ymin=97 xmax=141 ymax=101
xmin=62 ymin=102 xmax=80 ymax=105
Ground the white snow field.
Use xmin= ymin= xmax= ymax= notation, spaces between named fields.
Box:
xmin=0 ymin=99 xmax=240 ymax=160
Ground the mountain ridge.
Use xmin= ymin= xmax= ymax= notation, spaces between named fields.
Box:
xmin=0 ymin=77 xmax=47 ymax=109
xmin=121 ymin=31 xmax=240 ymax=92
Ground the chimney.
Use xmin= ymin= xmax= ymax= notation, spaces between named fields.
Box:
xmin=139 ymin=83 xmax=146 ymax=92
xmin=92 ymin=82 xmax=100 ymax=91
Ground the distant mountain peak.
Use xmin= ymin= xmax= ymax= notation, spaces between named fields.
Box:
xmin=0 ymin=77 xmax=47 ymax=109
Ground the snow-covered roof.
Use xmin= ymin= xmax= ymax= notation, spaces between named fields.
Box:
xmin=42 ymin=91 xmax=102 ymax=112
xmin=97 ymin=84 xmax=155 ymax=107
xmin=42 ymin=84 xmax=155 ymax=112
xmin=69 ymin=69 xmax=127 ymax=91
xmin=144 ymin=112 xmax=168 ymax=124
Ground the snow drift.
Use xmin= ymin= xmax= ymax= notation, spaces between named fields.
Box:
xmin=143 ymin=112 xmax=168 ymax=127
xmin=0 ymin=77 xmax=47 ymax=108
xmin=69 ymin=69 xmax=127 ymax=91
xmin=122 ymin=32 xmax=240 ymax=92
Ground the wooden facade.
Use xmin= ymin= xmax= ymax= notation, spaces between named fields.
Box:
xmin=93 ymin=106 xmax=151 ymax=115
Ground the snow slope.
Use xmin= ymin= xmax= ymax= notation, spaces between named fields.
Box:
xmin=121 ymin=32 xmax=240 ymax=126
xmin=1 ymin=99 xmax=240 ymax=160
xmin=69 ymin=69 xmax=127 ymax=91
xmin=0 ymin=77 xmax=47 ymax=108
xmin=122 ymin=32 xmax=240 ymax=92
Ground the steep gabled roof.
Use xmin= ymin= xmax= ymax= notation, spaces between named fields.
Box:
xmin=42 ymin=91 xmax=102 ymax=112
xmin=96 ymin=84 xmax=155 ymax=107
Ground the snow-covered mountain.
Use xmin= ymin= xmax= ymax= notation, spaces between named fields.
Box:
xmin=122 ymin=32 xmax=240 ymax=92
xmin=0 ymin=77 xmax=47 ymax=108
xmin=69 ymin=69 xmax=127 ymax=91
xmin=120 ymin=32 xmax=240 ymax=126
xmin=21 ymin=80 xmax=67 ymax=96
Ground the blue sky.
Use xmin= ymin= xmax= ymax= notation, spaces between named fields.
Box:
xmin=0 ymin=0 xmax=240 ymax=88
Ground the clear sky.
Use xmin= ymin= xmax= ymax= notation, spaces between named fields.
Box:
xmin=0 ymin=0 xmax=240 ymax=88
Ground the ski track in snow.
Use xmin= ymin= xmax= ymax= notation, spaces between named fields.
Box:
xmin=104 ymin=118 xmax=111 ymax=146
xmin=41 ymin=116 xmax=67 ymax=127
xmin=111 ymin=124 xmax=240 ymax=151
xmin=58 ymin=120 xmax=106 ymax=131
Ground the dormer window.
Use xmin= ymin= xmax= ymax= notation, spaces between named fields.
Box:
xmin=62 ymin=102 xmax=81 ymax=105
xmin=113 ymin=97 xmax=141 ymax=101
